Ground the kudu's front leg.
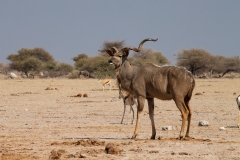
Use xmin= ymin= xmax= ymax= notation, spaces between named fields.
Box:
xmin=147 ymin=98 xmax=156 ymax=140
xmin=120 ymin=102 xmax=126 ymax=124
xmin=132 ymin=96 xmax=145 ymax=139
xmin=130 ymin=105 xmax=134 ymax=124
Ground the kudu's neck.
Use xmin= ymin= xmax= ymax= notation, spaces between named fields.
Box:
xmin=117 ymin=59 xmax=135 ymax=92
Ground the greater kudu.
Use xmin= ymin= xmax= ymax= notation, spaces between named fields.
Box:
xmin=106 ymin=38 xmax=195 ymax=139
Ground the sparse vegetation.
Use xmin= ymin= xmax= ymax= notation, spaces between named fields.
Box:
xmin=1 ymin=41 xmax=240 ymax=79
xmin=176 ymin=48 xmax=240 ymax=77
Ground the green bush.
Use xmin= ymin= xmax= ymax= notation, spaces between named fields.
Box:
xmin=74 ymin=55 xmax=115 ymax=78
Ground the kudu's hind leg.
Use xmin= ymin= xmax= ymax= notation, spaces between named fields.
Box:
xmin=185 ymin=101 xmax=192 ymax=138
xmin=174 ymin=99 xmax=189 ymax=139
xmin=147 ymin=98 xmax=156 ymax=139
xmin=132 ymin=96 xmax=145 ymax=139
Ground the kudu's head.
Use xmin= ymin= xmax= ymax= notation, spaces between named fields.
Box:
xmin=106 ymin=38 xmax=158 ymax=69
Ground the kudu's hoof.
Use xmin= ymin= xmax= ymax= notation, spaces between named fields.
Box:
xmin=131 ymin=135 xmax=137 ymax=139
xmin=150 ymin=135 xmax=156 ymax=140
xmin=184 ymin=135 xmax=191 ymax=138
xmin=177 ymin=136 xmax=184 ymax=140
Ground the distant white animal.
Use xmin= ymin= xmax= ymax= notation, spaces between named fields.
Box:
xmin=237 ymin=95 xmax=240 ymax=110
xmin=119 ymin=88 xmax=137 ymax=124
xmin=98 ymin=79 xmax=112 ymax=91
xmin=9 ymin=72 xmax=17 ymax=79
xmin=237 ymin=95 xmax=240 ymax=127
xmin=39 ymin=72 xmax=44 ymax=77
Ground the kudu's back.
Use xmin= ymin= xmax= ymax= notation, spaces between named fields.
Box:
xmin=132 ymin=63 xmax=195 ymax=101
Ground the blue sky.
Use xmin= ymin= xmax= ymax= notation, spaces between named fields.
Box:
xmin=0 ymin=1 xmax=239 ymax=65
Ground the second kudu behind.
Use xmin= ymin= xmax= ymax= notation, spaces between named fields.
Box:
xmin=119 ymin=88 xmax=137 ymax=124
xmin=106 ymin=38 xmax=195 ymax=140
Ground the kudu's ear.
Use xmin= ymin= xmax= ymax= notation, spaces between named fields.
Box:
xmin=106 ymin=49 xmax=114 ymax=56
xmin=106 ymin=47 xmax=119 ymax=56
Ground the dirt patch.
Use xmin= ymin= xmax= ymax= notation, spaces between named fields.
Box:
xmin=105 ymin=143 xmax=123 ymax=154
xmin=70 ymin=93 xmax=82 ymax=97
xmin=69 ymin=93 xmax=89 ymax=97
xmin=52 ymin=138 xmax=105 ymax=147
xmin=45 ymin=87 xmax=58 ymax=90
xmin=179 ymin=152 xmax=190 ymax=155
xmin=129 ymin=148 xmax=143 ymax=153
xmin=49 ymin=149 xmax=66 ymax=159
xmin=1 ymin=153 xmax=36 ymax=160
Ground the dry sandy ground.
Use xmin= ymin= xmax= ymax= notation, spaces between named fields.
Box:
xmin=1 ymin=77 xmax=240 ymax=160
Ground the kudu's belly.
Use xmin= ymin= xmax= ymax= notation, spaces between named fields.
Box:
xmin=146 ymin=88 xmax=173 ymax=100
